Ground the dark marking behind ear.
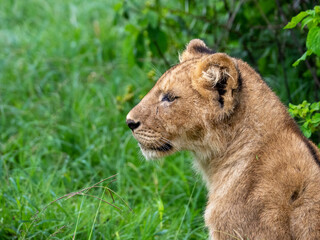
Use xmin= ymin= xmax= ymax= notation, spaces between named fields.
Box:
xmin=303 ymin=138 xmax=320 ymax=168
xmin=215 ymin=74 xmax=228 ymax=108
xmin=215 ymin=63 xmax=242 ymax=109
xmin=181 ymin=39 xmax=214 ymax=62
xmin=236 ymin=67 xmax=243 ymax=91
xmin=193 ymin=45 xmax=215 ymax=54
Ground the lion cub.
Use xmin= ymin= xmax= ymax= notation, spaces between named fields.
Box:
xmin=126 ymin=39 xmax=320 ymax=239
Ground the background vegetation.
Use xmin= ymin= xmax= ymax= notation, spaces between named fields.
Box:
xmin=0 ymin=0 xmax=319 ymax=239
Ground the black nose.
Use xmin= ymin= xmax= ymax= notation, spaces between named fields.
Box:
xmin=126 ymin=119 xmax=140 ymax=131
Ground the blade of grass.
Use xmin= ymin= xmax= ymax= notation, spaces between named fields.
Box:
xmin=88 ymin=190 xmax=104 ymax=240
xmin=174 ymin=180 xmax=198 ymax=240
xmin=72 ymin=194 xmax=85 ymax=240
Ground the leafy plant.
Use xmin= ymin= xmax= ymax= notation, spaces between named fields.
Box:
xmin=114 ymin=1 xmax=319 ymax=103
xmin=289 ymin=101 xmax=320 ymax=140
xmin=284 ymin=5 xmax=320 ymax=145
xmin=284 ymin=5 xmax=320 ymax=66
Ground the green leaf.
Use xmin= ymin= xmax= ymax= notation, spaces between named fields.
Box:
xmin=307 ymin=27 xmax=320 ymax=56
xmin=311 ymin=113 xmax=320 ymax=124
xmin=156 ymin=30 xmax=168 ymax=54
xmin=134 ymin=32 xmax=146 ymax=68
xmin=284 ymin=11 xmax=309 ymax=29
xmin=125 ymin=24 xmax=139 ymax=34
xmin=289 ymin=103 xmax=295 ymax=108
xmin=310 ymin=102 xmax=320 ymax=111
xmin=302 ymin=100 xmax=309 ymax=107
xmin=306 ymin=9 xmax=315 ymax=15
xmin=258 ymin=0 xmax=275 ymax=15
xmin=300 ymin=108 xmax=308 ymax=118
xmin=146 ymin=10 xmax=159 ymax=29
xmin=147 ymin=26 xmax=168 ymax=58
xmin=307 ymin=20 xmax=317 ymax=30
xmin=301 ymin=123 xmax=312 ymax=138
xmin=113 ymin=2 xmax=123 ymax=11
xmin=292 ymin=50 xmax=313 ymax=67
xmin=301 ymin=16 xmax=314 ymax=29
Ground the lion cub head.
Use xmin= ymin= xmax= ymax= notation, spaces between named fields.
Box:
xmin=126 ymin=39 xmax=241 ymax=160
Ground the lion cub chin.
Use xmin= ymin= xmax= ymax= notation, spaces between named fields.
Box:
xmin=126 ymin=39 xmax=320 ymax=240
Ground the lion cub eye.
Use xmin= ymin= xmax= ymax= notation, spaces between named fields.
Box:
xmin=161 ymin=93 xmax=179 ymax=102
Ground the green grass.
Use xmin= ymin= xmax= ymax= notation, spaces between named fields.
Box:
xmin=0 ymin=0 xmax=208 ymax=239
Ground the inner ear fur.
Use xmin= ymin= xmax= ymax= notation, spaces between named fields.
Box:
xmin=179 ymin=39 xmax=214 ymax=62
xmin=192 ymin=53 xmax=240 ymax=116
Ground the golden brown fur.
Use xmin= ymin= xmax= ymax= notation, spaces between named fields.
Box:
xmin=126 ymin=39 xmax=320 ymax=239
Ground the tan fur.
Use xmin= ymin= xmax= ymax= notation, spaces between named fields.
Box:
xmin=126 ymin=39 xmax=320 ymax=239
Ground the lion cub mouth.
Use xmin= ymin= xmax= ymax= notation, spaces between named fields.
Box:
xmin=139 ymin=142 xmax=173 ymax=152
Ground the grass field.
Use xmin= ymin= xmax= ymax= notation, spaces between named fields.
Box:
xmin=0 ymin=0 xmax=208 ymax=239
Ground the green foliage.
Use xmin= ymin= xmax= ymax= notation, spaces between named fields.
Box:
xmin=289 ymin=101 xmax=320 ymax=139
xmin=284 ymin=5 xmax=320 ymax=66
xmin=284 ymin=5 xmax=320 ymax=144
xmin=113 ymin=0 xmax=319 ymax=104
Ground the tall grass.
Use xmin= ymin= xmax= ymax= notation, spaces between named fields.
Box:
xmin=0 ymin=0 xmax=207 ymax=239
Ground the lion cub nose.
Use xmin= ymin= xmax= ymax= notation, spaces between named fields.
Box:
xmin=126 ymin=119 xmax=140 ymax=131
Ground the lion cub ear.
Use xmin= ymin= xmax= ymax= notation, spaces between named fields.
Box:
xmin=179 ymin=39 xmax=214 ymax=62
xmin=193 ymin=53 xmax=240 ymax=116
